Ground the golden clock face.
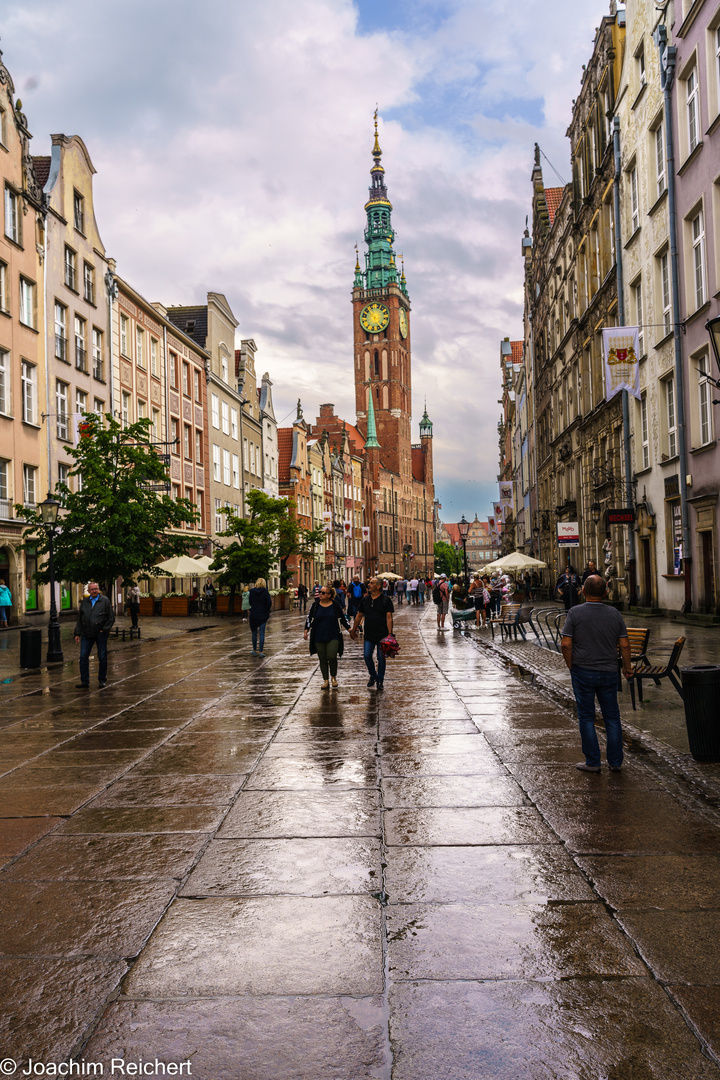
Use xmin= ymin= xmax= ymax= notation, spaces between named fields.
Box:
xmin=399 ymin=308 xmax=408 ymax=339
xmin=360 ymin=303 xmax=390 ymax=334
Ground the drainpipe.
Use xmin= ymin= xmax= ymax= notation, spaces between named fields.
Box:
xmin=656 ymin=25 xmax=692 ymax=612
xmin=612 ymin=116 xmax=637 ymax=606
xmin=41 ymin=208 xmax=51 ymax=495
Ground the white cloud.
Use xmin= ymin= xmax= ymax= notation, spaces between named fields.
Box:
xmin=4 ymin=0 xmax=602 ymax=517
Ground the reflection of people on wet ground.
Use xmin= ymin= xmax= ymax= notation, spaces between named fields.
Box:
xmin=350 ymin=576 xmax=394 ymax=692
xmin=561 ymin=574 xmax=631 ymax=773
xmin=304 ymin=585 xmax=351 ymax=689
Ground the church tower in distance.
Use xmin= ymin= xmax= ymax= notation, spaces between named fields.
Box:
xmin=353 ymin=113 xmax=412 ymax=481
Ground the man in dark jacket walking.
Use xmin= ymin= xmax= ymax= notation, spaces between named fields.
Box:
xmin=74 ymin=582 xmax=115 ymax=688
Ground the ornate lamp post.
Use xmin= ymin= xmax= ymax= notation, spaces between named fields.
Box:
xmin=457 ymin=514 xmax=470 ymax=588
xmin=40 ymin=494 xmax=63 ymax=663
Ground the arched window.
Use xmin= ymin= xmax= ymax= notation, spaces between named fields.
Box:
xmin=374 ymin=350 xmax=379 ymax=376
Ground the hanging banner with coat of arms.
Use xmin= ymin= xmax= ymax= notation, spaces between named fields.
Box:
xmin=322 ymin=510 xmax=332 ymax=532
xmin=498 ymin=482 xmax=514 ymax=509
xmin=343 ymin=520 xmax=352 ymax=538
xmin=602 ymin=327 xmax=641 ymax=401
xmin=362 ymin=526 xmax=370 ymax=542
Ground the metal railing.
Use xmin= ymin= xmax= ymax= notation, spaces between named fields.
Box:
xmin=0 ymin=498 xmax=12 ymax=520
xmin=75 ymin=344 xmax=87 ymax=373
xmin=55 ymin=334 xmax=67 ymax=361
xmin=93 ymin=356 xmax=103 ymax=380
xmin=65 ymin=266 xmax=76 ymax=291
xmin=84 ymin=279 xmax=95 ymax=305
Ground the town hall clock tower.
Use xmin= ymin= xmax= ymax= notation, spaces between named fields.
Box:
xmin=353 ymin=113 xmax=412 ymax=480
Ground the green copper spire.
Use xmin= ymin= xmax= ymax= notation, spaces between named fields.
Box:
xmin=419 ymin=402 xmax=432 ymax=437
xmin=354 ymin=110 xmax=406 ymax=293
xmin=353 ymin=245 xmax=363 ymax=288
xmin=365 ymin=388 xmax=380 ymax=448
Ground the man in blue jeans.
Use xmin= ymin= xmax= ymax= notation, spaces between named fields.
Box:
xmin=350 ymin=576 xmax=393 ymax=692
xmin=74 ymin=581 xmax=115 ymax=689
xmin=561 ymin=575 xmax=632 ymax=772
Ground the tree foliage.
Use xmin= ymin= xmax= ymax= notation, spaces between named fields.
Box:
xmin=210 ymin=490 xmax=325 ymax=604
xmin=16 ymin=413 xmax=197 ymax=596
xmin=434 ymin=541 xmax=461 ymax=576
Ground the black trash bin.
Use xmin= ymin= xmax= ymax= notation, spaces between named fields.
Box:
xmin=681 ymin=665 xmax=720 ymax=762
xmin=19 ymin=628 xmax=42 ymax=669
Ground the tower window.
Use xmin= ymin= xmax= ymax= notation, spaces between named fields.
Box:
xmin=374 ymin=350 xmax=379 ymax=376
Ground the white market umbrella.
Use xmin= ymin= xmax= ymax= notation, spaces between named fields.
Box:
xmin=483 ymin=551 xmax=547 ymax=572
xmin=380 ymin=572 xmax=402 ymax=580
xmin=154 ymin=555 xmax=209 ymax=576
xmin=193 ymin=555 xmax=222 ymax=575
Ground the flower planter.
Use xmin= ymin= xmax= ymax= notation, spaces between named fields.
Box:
xmin=216 ymin=595 xmax=243 ymax=614
xmin=138 ymin=597 xmax=155 ymax=618
xmin=161 ymin=597 xmax=189 ymax=617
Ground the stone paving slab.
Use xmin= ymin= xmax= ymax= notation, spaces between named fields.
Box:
xmin=1 ymin=605 xmax=719 ymax=1074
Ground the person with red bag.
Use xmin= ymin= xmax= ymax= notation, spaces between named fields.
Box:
xmin=350 ymin=576 xmax=394 ymax=692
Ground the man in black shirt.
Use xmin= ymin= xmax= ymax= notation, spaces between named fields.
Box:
xmin=350 ymin=576 xmax=394 ymax=691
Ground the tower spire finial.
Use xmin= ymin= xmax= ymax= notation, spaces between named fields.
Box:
xmin=365 ymin=387 xmax=380 ymax=449
xmin=372 ymin=109 xmax=382 ymax=163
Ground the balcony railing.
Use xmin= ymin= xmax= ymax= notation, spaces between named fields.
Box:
xmin=65 ymin=267 xmax=76 ymax=291
xmin=55 ymin=334 xmax=67 ymax=362
xmin=84 ymin=279 xmax=95 ymax=305
xmin=0 ymin=498 xmax=12 ymax=520
xmin=75 ymin=344 xmax=87 ymax=373
xmin=93 ymin=356 xmax=103 ymax=380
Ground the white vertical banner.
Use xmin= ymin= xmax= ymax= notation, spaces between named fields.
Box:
xmin=344 ymin=520 xmax=352 ymax=538
xmin=322 ymin=510 xmax=332 ymax=532
xmin=498 ymin=482 xmax=514 ymax=509
xmin=362 ymin=526 xmax=370 ymax=542
xmin=602 ymin=327 xmax=641 ymax=400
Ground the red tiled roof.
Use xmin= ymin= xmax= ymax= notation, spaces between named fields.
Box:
xmin=411 ymin=447 xmax=425 ymax=483
xmin=345 ymin=423 xmax=366 ymax=454
xmin=545 ymin=187 xmax=563 ymax=226
xmin=444 ymin=523 xmax=461 ymax=544
xmin=277 ymin=428 xmax=293 ymax=482
xmin=511 ymin=340 xmax=523 ymax=365
xmin=32 ymin=156 xmax=51 ymax=190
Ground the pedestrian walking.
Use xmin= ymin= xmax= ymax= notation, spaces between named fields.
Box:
xmin=296 ymin=581 xmax=308 ymax=613
xmin=333 ymin=579 xmax=347 ymax=611
xmin=396 ymin=577 xmax=407 ymax=605
xmin=469 ymin=574 xmax=488 ymax=629
xmin=248 ymin=577 xmax=272 ymax=657
xmin=350 ymin=576 xmax=394 ymax=692
xmin=433 ymin=573 xmax=450 ymax=630
xmin=582 ymin=559 xmax=598 ymax=584
xmin=347 ymin=576 xmax=366 ymax=619
xmin=304 ymin=585 xmax=351 ymax=689
xmin=560 ymin=574 xmax=632 ymax=773
xmin=417 ymin=577 xmax=426 ymax=604
xmin=203 ymin=578 xmax=216 ymax=616
xmin=125 ymin=583 xmax=141 ymax=629
xmin=74 ymin=581 xmax=115 ymax=689
xmin=408 ymin=576 xmax=419 ymax=604
xmin=555 ymin=565 xmax=582 ymax=610
xmin=0 ymin=578 xmax=11 ymax=627
xmin=241 ymin=584 xmax=251 ymax=620
xmin=489 ymin=575 xmax=503 ymax=619
xmin=312 ymin=582 xmax=321 ymax=599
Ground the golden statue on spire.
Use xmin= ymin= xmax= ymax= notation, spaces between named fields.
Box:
xmin=372 ymin=108 xmax=382 ymax=161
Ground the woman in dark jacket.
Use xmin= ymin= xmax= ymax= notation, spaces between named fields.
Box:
xmin=248 ymin=577 xmax=272 ymax=657
xmin=304 ymin=585 xmax=351 ymax=689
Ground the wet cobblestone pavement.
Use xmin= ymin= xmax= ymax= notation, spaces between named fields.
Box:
xmin=1 ymin=604 xmax=720 ymax=1077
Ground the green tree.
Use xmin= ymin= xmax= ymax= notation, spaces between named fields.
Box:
xmin=16 ymin=413 xmax=197 ymax=599
xmin=434 ymin=541 xmax=461 ymax=576
xmin=210 ymin=489 xmax=325 ymax=613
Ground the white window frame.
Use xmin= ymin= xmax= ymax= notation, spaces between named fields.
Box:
xmin=0 ymin=348 xmax=9 ymax=415
xmin=221 ymin=400 xmax=230 ymax=435
xmin=150 ymin=338 xmax=158 ymax=377
xmin=223 ymin=448 xmax=231 ymax=486
xmin=83 ymin=261 xmax=94 ymax=304
xmin=195 ymin=430 xmax=202 ymax=463
xmin=660 ymin=251 xmax=672 ymax=335
xmin=92 ymin=328 xmax=103 ymax=380
xmin=21 ymin=361 xmax=36 ymax=424
xmin=22 ymin=464 xmax=36 ymax=507
xmin=121 ymin=391 xmax=131 ymax=428
xmin=19 ymin=277 xmax=35 ymax=328
xmin=221 ymin=356 xmax=228 ymax=384
xmin=231 ymin=407 xmax=238 ymax=440
xmin=691 ymin=208 xmax=707 ymax=309
xmin=55 ymin=302 xmax=67 ymax=361
xmin=655 ymin=123 xmax=666 ymax=199
xmin=211 ymin=393 xmax=220 ymax=429
xmin=687 ymin=66 xmax=699 ymax=154
xmin=136 ymin=326 xmax=145 ymax=368
xmin=0 ymin=260 xmax=7 ymax=312
xmin=215 ymin=499 xmax=223 ymax=533
xmin=64 ymin=246 xmax=76 ymax=291
xmin=633 ymin=278 xmax=644 ymax=358
xmin=667 ymin=376 xmax=677 ymax=458
xmin=74 ymin=314 xmax=87 ymax=372
xmin=232 ymin=453 xmax=240 ymax=488
xmin=56 ymin=382 xmax=69 ymax=441
xmin=699 ymin=353 xmax=713 ymax=446
xmin=76 ymin=388 xmax=87 ymax=416
xmin=120 ymin=314 xmax=129 ymax=357
xmin=93 ymin=398 xmax=104 ymax=417
xmin=152 ymin=408 xmax=160 ymax=439
xmin=4 ymin=186 xmax=19 ymax=244
xmin=640 ymin=391 xmax=650 ymax=469
xmin=213 ymin=443 xmax=221 ymax=482
xmin=630 ymin=167 xmax=639 ymax=233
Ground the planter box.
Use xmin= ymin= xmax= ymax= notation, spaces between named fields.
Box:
xmin=272 ymin=593 xmax=289 ymax=611
xmin=138 ymin=597 xmax=155 ymax=618
xmin=161 ymin=597 xmax=189 ymax=617
xmin=217 ymin=595 xmax=244 ymax=614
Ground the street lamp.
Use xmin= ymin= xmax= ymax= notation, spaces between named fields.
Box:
xmin=457 ymin=514 xmax=470 ymax=588
xmin=591 ymin=502 xmax=602 ymax=527
xmin=40 ymin=493 xmax=63 ymax=663
xmin=707 ymin=316 xmax=720 ymax=375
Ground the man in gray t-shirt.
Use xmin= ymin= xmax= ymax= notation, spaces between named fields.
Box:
xmin=561 ymin=575 xmax=632 ymax=773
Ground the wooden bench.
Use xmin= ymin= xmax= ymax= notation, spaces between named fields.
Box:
xmin=489 ymin=604 xmax=533 ymax=642
xmin=618 ymin=627 xmax=650 ymax=693
xmin=628 ymin=636 xmax=686 ymax=710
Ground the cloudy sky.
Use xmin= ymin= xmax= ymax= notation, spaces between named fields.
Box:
xmin=3 ymin=0 xmax=603 ymax=521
